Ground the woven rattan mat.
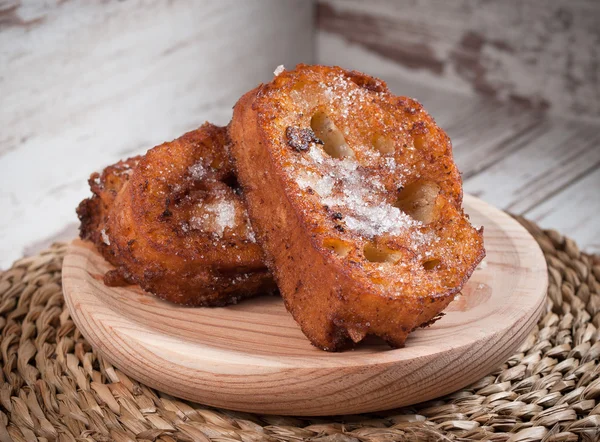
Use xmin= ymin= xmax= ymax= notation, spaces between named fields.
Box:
xmin=1 ymin=218 xmax=599 ymax=442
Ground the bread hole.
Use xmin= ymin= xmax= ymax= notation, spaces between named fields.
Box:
xmin=346 ymin=72 xmax=386 ymax=93
xmin=310 ymin=111 xmax=354 ymax=158
xmin=323 ymin=238 xmax=352 ymax=257
xmin=363 ymin=242 xmax=401 ymax=263
xmin=373 ymin=135 xmax=394 ymax=154
xmin=395 ymin=181 xmax=440 ymax=224
xmin=210 ymin=157 xmax=225 ymax=170
xmin=414 ymin=135 xmax=426 ymax=150
xmin=422 ymin=258 xmax=441 ymax=270
xmin=222 ymin=173 xmax=241 ymax=194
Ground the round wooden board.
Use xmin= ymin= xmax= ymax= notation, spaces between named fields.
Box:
xmin=62 ymin=195 xmax=547 ymax=416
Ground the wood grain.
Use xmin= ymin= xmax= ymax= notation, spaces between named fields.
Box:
xmin=464 ymin=119 xmax=600 ymax=214
xmin=316 ymin=0 xmax=600 ymax=121
xmin=62 ymin=195 xmax=548 ymax=416
xmin=0 ymin=0 xmax=314 ymax=269
xmin=527 ymin=168 xmax=600 ymax=256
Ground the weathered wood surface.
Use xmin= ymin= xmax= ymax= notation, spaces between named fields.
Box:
xmin=62 ymin=195 xmax=548 ymax=415
xmin=317 ymin=0 xmax=600 ymax=121
xmin=463 ymin=117 xmax=600 ymax=214
xmin=2 ymin=0 xmax=599 ymax=267
xmin=527 ymin=168 xmax=600 ymax=255
xmin=0 ymin=0 xmax=313 ymax=268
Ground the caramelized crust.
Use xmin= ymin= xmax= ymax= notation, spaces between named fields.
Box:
xmin=77 ymin=124 xmax=274 ymax=306
xmin=230 ymin=65 xmax=485 ymax=350
xmin=77 ymin=156 xmax=141 ymax=267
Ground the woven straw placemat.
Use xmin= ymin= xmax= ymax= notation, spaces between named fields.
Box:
xmin=1 ymin=217 xmax=599 ymax=442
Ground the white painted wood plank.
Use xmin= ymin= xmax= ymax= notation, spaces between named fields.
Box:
xmin=525 ymin=168 xmax=600 ymax=255
xmin=317 ymin=0 xmax=600 ymax=121
xmin=463 ymin=117 xmax=600 ymax=213
xmin=0 ymin=0 xmax=314 ymax=269
xmin=393 ymin=80 xmax=548 ymax=178
xmin=444 ymin=106 xmax=544 ymax=180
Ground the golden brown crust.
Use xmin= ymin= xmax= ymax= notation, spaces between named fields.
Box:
xmin=230 ymin=65 xmax=485 ymax=350
xmin=77 ymin=156 xmax=141 ymax=270
xmin=77 ymin=123 xmax=275 ymax=306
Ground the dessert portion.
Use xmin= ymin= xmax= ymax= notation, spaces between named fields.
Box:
xmin=77 ymin=65 xmax=485 ymax=351
xmin=77 ymin=123 xmax=274 ymax=306
xmin=230 ymin=65 xmax=485 ymax=350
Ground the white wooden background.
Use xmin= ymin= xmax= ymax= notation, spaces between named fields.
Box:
xmin=0 ymin=0 xmax=313 ymax=268
xmin=1 ymin=0 xmax=598 ymax=269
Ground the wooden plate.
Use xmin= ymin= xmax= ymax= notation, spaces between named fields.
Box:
xmin=62 ymin=195 xmax=547 ymax=416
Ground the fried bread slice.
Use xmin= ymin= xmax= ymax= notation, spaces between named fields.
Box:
xmin=230 ymin=65 xmax=485 ymax=350
xmin=77 ymin=123 xmax=274 ymax=306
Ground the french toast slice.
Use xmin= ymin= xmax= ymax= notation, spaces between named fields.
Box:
xmin=77 ymin=123 xmax=274 ymax=306
xmin=230 ymin=65 xmax=485 ymax=350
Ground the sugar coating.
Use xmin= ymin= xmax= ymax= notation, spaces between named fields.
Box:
xmin=101 ymin=228 xmax=110 ymax=246
xmin=274 ymin=65 xmax=285 ymax=76
xmin=295 ymin=145 xmax=423 ymax=239
xmin=323 ymin=75 xmax=370 ymax=119
xmin=186 ymin=159 xmax=257 ymax=243
xmin=188 ymin=161 xmax=207 ymax=180
xmin=190 ymin=197 xmax=237 ymax=237
xmin=214 ymin=200 xmax=237 ymax=235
